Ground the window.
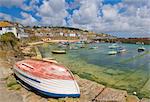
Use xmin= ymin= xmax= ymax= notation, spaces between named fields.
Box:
xmin=7 ymin=27 xmax=13 ymax=30
xmin=0 ymin=27 xmax=2 ymax=30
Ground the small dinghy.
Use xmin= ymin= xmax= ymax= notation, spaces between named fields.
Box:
xmin=108 ymin=51 xmax=117 ymax=55
xmin=69 ymin=46 xmax=79 ymax=50
xmin=108 ymin=44 xmax=120 ymax=49
xmin=13 ymin=59 xmax=80 ymax=98
xmin=89 ymin=46 xmax=98 ymax=49
xmin=51 ymin=50 xmax=66 ymax=54
xmin=117 ymin=47 xmax=127 ymax=53
xmin=80 ymin=45 xmax=86 ymax=48
xmin=138 ymin=46 xmax=145 ymax=52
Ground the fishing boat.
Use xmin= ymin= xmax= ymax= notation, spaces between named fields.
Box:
xmin=108 ymin=51 xmax=117 ymax=55
xmin=13 ymin=59 xmax=80 ymax=98
xmin=108 ymin=44 xmax=120 ymax=49
xmin=51 ymin=50 xmax=66 ymax=54
xmin=138 ymin=46 xmax=145 ymax=52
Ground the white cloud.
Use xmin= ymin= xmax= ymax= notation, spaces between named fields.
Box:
xmin=124 ymin=0 xmax=150 ymax=7
xmin=102 ymin=4 xmax=119 ymax=20
xmin=0 ymin=0 xmax=24 ymax=7
xmin=0 ymin=12 xmax=38 ymax=26
xmin=0 ymin=0 xmax=39 ymax=12
xmin=20 ymin=12 xmax=38 ymax=26
xmin=68 ymin=0 xmax=150 ymax=37
xmin=22 ymin=0 xmax=39 ymax=11
xmin=0 ymin=13 xmax=12 ymax=21
xmin=72 ymin=1 xmax=100 ymax=25
xmin=37 ymin=0 xmax=68 ymax=26
xmin=0 ymin=0 xmax=150 ymax=37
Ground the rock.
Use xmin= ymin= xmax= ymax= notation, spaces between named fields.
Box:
xmin=18 ymin=87 xmax=48 ymax=102
xmin=95 ymin=88 xmax=127 ymax=102
xmin=140 ymin=98 xmax=150 ymax=102
xmin=0 ymin=89 xmax=23 ymax=102
xmin=47 ymin=98 xmax=58 ymax=102
xmin=0 ymin=61 xmax=12 ymax=79
xmin=48 ymin=97 xmax=79 ymax=102
xmin=0 ymin=60 xmax=23 ymax=102
xmin=23 ymin=92 xmax=47 ymax=102
xmin=127 ymin=95 xmax=140 ymax=102
xmin=75 ymin=75 xmax=105 ymax=102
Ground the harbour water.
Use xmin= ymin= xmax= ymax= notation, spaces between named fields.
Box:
xmin=38 ymin=43 xmax=150 ymax=98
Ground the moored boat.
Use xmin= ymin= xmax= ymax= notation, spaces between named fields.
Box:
xmin=138 ymin=46 xmax=145 ymax=52
xmin=89 ymin=46 xmax=98 ymax=49
xmin=51 ymin=50 xmax=66 ymax=54
xmin=69 ymin=46 xmax=79 ymax=50
xmin=13 ymin=59 xmax=80 ymax=98
xmin=117 ymin=47 xmax=127 ymax=53
xmin=108 ymin=51 xmax=117 ymax=55
xmin=80 ymin=44 xmax=86 ymax=48
xmin=108 ymin=44 xmax=120 ymax=49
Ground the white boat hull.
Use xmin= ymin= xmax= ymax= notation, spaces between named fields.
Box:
xmin=13 ymin=66 xmax=80 ymax=98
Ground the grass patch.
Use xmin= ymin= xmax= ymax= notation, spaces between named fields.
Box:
xmin=6 ymin=75 xmax=21 ymax=90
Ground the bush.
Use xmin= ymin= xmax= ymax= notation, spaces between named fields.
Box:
xmin=0 ymin=32 xmax=19 ymax=49
xmin=0 ymin=32 xmax=18 ymax=42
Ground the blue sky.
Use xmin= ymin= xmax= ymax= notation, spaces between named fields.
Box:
xmin=0 ymin=0 xmax=150 ymax=38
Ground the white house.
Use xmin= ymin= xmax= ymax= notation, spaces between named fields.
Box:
xmin=0 ymin=21 xmax=28 ymax=38
xmin=59 ymin=32 xmax=64 ymax=36
xmin=68 ymin=33 xmax=76 ymax=37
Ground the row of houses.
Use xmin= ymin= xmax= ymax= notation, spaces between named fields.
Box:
xmin=0 ymin=21 xmax=98 ymax=40
xmin=35 ymin=32 xmax=81 ymax=37
xmin=0 ymin=21 xmax=28 ymax=39
xmin=0 ymin=21 xmax=113 ymax=41
xmin=31 ymin=27 xmax=98 ymax=40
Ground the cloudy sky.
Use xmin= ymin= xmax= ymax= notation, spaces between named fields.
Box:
xmin=0 ymin=0 xmax=150 ymax=37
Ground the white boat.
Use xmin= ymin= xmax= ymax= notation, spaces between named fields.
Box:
xmin=108 ymin=44 xmax=120 ymax=49
xmin=51 ymin=50 xmax=66 ymax=54
xmin=117 ymin=48 xmax=127 ymax=53
xmin=89 ymin=46 xmax=98 ymax=49
xmin=13 ymin=59 xmax=80 ymax=98
xmin=138 ymin=46 xmax=145 ymax=52
xmin=108 ymin=51 xmax=117 ymax=55
xmin=69 ymin=46 xmax=79 ymax=50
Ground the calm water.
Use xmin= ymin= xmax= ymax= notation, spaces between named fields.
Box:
xmin=38 ymin=43 xmax=150 ymax=98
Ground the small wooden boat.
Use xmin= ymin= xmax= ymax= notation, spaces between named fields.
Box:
xmin=51 ymin=50 xmax=66 ymax=54
xmin=108 ymin=51 xmax=117 ymax=55
xmin=13 ymin=59 xmax=80 ymax=98
xmin=138 ymin=46 xmax=145 ymax=52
